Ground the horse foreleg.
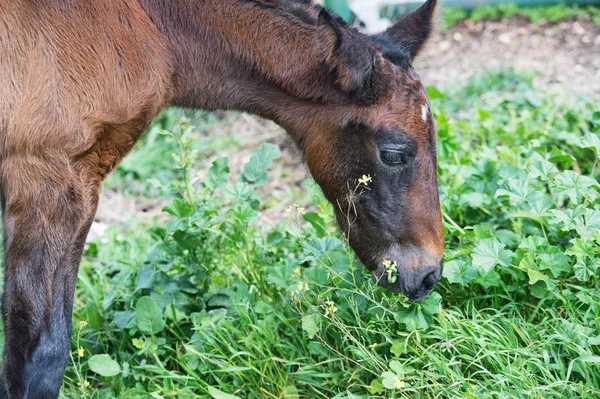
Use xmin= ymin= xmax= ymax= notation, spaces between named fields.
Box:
xmin=0 ymin=154 xmax=101 ymax=399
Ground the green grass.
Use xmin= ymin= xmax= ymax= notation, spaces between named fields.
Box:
xmin=55 ymin=68 xmax=600 ymax=398
xmin=441 ymin=3 xmax=600 ymax=31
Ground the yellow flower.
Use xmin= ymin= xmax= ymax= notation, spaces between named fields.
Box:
xmin=292 ymin=267 xmax=301 ymax=278
xmin=79 ymin=320 xmax=88 ymax=328
xmin=393 ymin=376 xmax=406 ymax=389
xmin=79 ymin=380 xmax=91 ymax=389
xmin=383 ymin=259 xmax=398 ymax=284
xmin=383 ymin=259 xmax=397 ymax=271
xmin=78 ymin=347 xmax=85 ymax=358
xmin=297 ymin=281 xmax=310 ymax=292
xmin=358 ymin=174 xmax=373 ymax=186
xmin=324 ymin=300 xmax=338 ymax=318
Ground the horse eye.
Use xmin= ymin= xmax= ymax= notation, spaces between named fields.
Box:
xmin=380 ymin=149 xmax=406 ymax=165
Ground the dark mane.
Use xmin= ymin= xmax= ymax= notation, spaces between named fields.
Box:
xmin=249 ymin=0 xmax=411 ymax=68
xmin=245 ymin=0 xmax=321 ymax=26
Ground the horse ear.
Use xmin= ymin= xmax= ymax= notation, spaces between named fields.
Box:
xmin=317 ymin=8 xmax=393 ymax=105
xmin=384 ymin=0 xmax=438 ymax=59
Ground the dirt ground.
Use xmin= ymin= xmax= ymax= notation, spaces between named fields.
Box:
xmin=94 ymin=16 xmax=600 ymax=230
xmin=417 ymin=17 xmax=600 ymax=99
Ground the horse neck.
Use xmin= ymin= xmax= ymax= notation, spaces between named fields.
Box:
xmin=140 ymin=0 xmax=349 ymax=132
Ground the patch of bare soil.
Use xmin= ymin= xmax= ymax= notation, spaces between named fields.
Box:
xmin=416 ymin=17 xmax=600 ymax=99
xmin=95 ymin=16 xmax=600 ymax=230
xmin=95 ymin=113 xmax=307 ymax=230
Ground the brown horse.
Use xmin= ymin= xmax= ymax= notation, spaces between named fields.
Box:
xmin=0 ymin=0 xmax=443 ymax=397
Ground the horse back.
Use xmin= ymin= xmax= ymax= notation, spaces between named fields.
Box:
xmin=0 ymin=0 xmax=174 ymax=156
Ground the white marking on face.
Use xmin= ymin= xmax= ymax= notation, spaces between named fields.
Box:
xmin=421 ymin=103 xmax=428 ymax=122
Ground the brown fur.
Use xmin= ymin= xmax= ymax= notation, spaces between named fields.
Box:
xmin=0 ymin=1 xmax=442 ymax=397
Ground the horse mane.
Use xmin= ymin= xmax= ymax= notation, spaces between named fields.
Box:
xmin=252 ymin=0 xmax=411 ymax=69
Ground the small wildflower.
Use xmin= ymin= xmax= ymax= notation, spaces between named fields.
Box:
xmin=296 ymin=281 xmax=310 ymax=292
xmin=393 ymin=376 xmax=406 ymax=389
xmin=79 ymin=320 xmax=88 ymax=328
xmin=358 ymin=174 xmax=373 ymax=186
xmin=287 ymin=203 xmax=306 ymax=215
xmin=292 ymin=267 xmax=301 ymax=279
xmin=78 ymin=347 xmax=85 ymax=358
xmin=383 ymin=259 xmax=398 ymax=284
xmin=324 ymin=300 xmax=338 ymax=318
xmin=440 ymin=340 xmax=454 ymax=351
xmin=79 ymin=380 xmax=91 ymax=389
xmin=132 ymin=338 xmax=144 ymax=349
xmin=140 ymin=359 xmax=147 ymax=366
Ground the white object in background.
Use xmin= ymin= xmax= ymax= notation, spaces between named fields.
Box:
xmin=87 ymin=221 xmax=109 ymax=243
xmin=349 ymin=0 xmax=391 ymax=33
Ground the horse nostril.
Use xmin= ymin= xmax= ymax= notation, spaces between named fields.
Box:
xmin=411 ymin=267 xmax=441 ymax=301
xmin=421 ymin=270 xmax=438 ymax=292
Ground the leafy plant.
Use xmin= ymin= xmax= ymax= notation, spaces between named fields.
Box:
xmin=54 ymin=69 xmax=600 ymax=398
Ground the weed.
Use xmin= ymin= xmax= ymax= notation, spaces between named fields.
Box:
xmin=36 ymin=68 xmax=600 ymax=397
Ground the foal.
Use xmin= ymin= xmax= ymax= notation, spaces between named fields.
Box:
xmin=0 ymin=0 xmax=443 ymax=397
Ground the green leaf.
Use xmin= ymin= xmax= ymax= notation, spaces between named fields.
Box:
xmin=266 ymin=264 xmax=294 ymax=291
xmin=283 ymin=385 xmax=300 ymax=399
xmin=443 ymin=259 xmax=477 ymax=286
xmin=223 ymin=182 xmax=256 ymax=202
xmin=552 ymin=171 xmax=598 ymax=204
xmin=496 ymin=178 xmax=531 ymax=206
xmin=207 ymin=386 xmax=242 ymax=399
xmin=578 ymin=209 xmax=600 ymax=236
xmin=518 ymin=236 xmax=547 ymax=252
xmin=204 ymin=157 xmax=230 ymax=189
xmin=395 ymin=292 xmax=441 ymax=331
xmin=381 ymin=372 xmax=405 ymax=390
xmin=162 ymin=199 xmax=194 ymax=219
xmin=527 ymin=269 xmax=556 ymax=290
xmin=567 ymin=355 xmax=600 ymax=381
xmin=473 ymin=270 xmax=502 ymax=288
xmin=389 ymin=360 xmax=404 ymax=376
xmin=302 ymin=313 xmax=321 ymax=339
xmin=368 ymin=379 xmax=384 ymax=395
xmin=549 ymin=208 xmax=585 ymax=232
xmin=426 ymin=86 xmax=446 ymax=100
xmin=574 ymin=259 xmax=599 ymax=282
xmin=303 ymin=212 xmax=328 ymax=237
xmin=242 ymin=143 xmax=280 ymax=186
xmin=132 ymin=338 xmax=144 ymax=349
xmin=580 ymin=132 xmax=600 ymax=155
xmin=254 ymin=301 xmax=273 ymax=315
xmin=528 ymin=159 xmax=558 ymax=180
xmin=420 ymin=292 xmax=443 ymax=315
xmin=472 ymin=239 xmax=513 ymax=274
xmin=114 ymin=311 xmax=135 ymax=329
xmin=589 ymin=336 xmax=600 ymax=346
xmin=566 ymin=238 xmax=595 ymax=261
xmin=230 ymin=203 xmax=258 ymax=224
xmin=88 ymin=354 xmax=121 ymax=377
xmin=538 ymin=249 xmax=571 ymax=278
xmin=548 ymin=146 xmax=576 ymax=167
xmin=135 ymin=296 xmax=165 ymax=335
xmin=390 ymin=340 xmax=406 ymax=357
